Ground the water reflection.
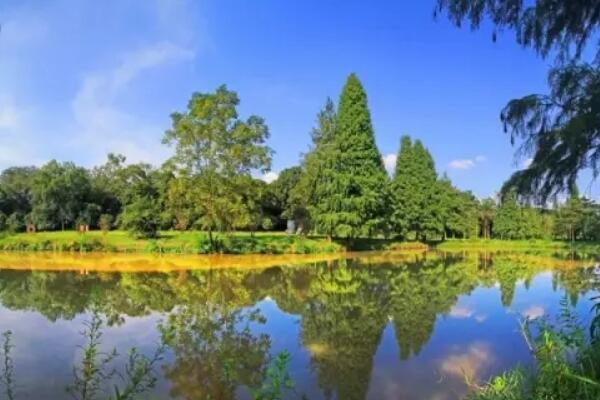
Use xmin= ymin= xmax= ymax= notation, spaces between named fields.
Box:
xmin=0 ymin=251 xmax=598 ymax=399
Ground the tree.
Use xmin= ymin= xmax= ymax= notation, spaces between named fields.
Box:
xmin=163 ymin=85 xmax=272 ymax=249
xmin=165 ymin=176 xmax=197 ymax=231
xmin=310 ymin=74 xmax=388 ymax=239
xmin=390 ymin=136 xmax=416 ymax=238
xmin=293 ymin=97 xmax=338 ymax=235
xmin=554 ymin=187 xmax=586 ymax=241
xmin=494 ymin=191 xmax=523 ymax=239
xmin=120 ymin=195 xmax=161 ymax=238
xmin=438 ymin=176 xmax=479 ymax=239
xmin=436 ymin=0 xmax=600 ymax=201
xmin=391 ymin=136 xmax=440 ymax=240
xmin=269 ymin=166 xmax=302 ymax=224
xmin=30 ymin=161 xmax=97 ymax=230
xmin=0 ymin=166 xmax=36 ymax=217
xmin=478 ymin=198 xmax=496 ymax=239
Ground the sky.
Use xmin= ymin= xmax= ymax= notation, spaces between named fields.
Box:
xmin=0 ymin=0 xmax=558 ymax=198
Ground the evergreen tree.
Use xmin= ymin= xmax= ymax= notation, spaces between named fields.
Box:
xmin=293 ymin=98 xmax=338 ymax=235
xmin=494 ymin=191 xmax=522 ymax=239
xmin=310 ymin=74 xmax=388 ymax=238
xmin=390 ymin=136 xmax=439 ymax=240
xmin=390 ymin=136 xmax=416 ymax=238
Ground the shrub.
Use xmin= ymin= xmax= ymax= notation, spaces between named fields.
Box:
xmin=6 ymin=212 xmax=25 ymax=233
xmin=99 ymin=214 xmax=113 ymax=233
xmin=120 ymin=196 xmax=161 ymax=239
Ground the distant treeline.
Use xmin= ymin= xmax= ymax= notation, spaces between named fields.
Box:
xmin=0 ymin=74 xmax=597 ymax=242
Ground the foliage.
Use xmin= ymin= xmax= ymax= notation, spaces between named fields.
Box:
xmin=98 ymin=214 xmax=113 ymax=233
xmin=30 ymin=161 xmax=97 ymax=231
xmin=250 ymin=351 xmax=294 ymax=400
xmin=436 ymin=0 xmax=600 ymax=201
xmin=467 ymin=297 xmax=600 ymax=400
xmin=119 ymin=196 xmax=161 ymax=239
xmin=301 ymin=75 xmax=389 ymax=239
xmin=292 ymin=97 xmax=338 ymax=235
xmin=162 ymin=85 xmax=272 ymax=249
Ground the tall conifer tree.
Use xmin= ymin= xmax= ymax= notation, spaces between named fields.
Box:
xmin=323 ymin=73 xmax=388 ymax=238
xmin=391 ymin=136 xmax=440 ymax=239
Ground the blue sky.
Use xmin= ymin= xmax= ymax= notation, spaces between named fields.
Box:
xmin=0 ymin=0 xmax=556 ymax=198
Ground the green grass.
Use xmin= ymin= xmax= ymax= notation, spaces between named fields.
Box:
xmin=436 ymin=238 xmax=600 ymax=255
xmin=0 ymin=230 xmax=429 ymax=255
xmin=0 ymin=230 xmax=346 ymax=255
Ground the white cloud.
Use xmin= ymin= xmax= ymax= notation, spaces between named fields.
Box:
xmin=69 ymin=42 xmax=194 ymax=165
xmin=439 ymin=342 xmax=494 ymax=383
xmin=448 ymin=159 xmax=475 ymax=170
xmin=383 ymin=153 xmax=397 ymax=174
xmin=522 ymin=305 xmax=545 ymax=320
xmin=449 ymin=305 xmax=473 ymax=319
xmin=260 ymin=171 xmax=279 ymax=183
xmin=522 ymin=158 xmax=533 ymax=168
xmin=448 ymin=155 xmax=487 ymax=170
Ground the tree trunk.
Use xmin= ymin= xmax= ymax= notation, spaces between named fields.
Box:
xmin=208 ymin=228 xmax=215 ymax=252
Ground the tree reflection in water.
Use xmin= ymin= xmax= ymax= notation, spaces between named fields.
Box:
xmin=0 ymin=252 xmax=597 ymax=399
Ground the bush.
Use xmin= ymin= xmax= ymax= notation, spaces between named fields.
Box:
xmin=120 ymin=196 xmax=161 ymax=239
xmin=99 ymin=214 xmax=113 ymax=233
xmin=6 ymin=212 xmax=25 ymax=233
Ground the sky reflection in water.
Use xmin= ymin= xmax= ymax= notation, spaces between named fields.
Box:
xmin=0 ymin=251 xmax=598 ymax=400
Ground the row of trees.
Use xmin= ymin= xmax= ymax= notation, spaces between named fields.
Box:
xmin=1 ymin=74 xmax=599 ymax=241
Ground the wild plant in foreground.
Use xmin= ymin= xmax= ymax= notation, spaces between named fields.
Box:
xmin=67 ymin=312 xmax=165 ymax=400
xmin=0 ymin=330 xmax=15 ymax=400
xmin=468 ymin=296 xmax=600 ymax=400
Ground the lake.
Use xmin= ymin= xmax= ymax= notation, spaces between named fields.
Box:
xmin=0 ymin=251 xmax=598 ymax=399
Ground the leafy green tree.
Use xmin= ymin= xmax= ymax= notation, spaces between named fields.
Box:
xmin=30 ymin=161 xmax=97 ymax=230
xmin=478 ymin=198 xmax=496 ymax=239
xmin=0 ymin=167 xmax=37 ymax=217
xmin=90 ymin=153 xmax=128 ymax=218
xmin=436 ymin=0 xmax=600 ymax=201
xmin=163 ymin=85 xmax=272 ymax=249
xmin=269 ymin=166 xmax=302 ymax=224
xmin=98 ymin=214 xmax=113 ymax=233
xmin=494 ymin=191 xmax=523 ymax=239
xmin=5 ymin=212 xmax=24 ymax=233
xmin=554 ymin=187 xmax=587 ymax=241
xmin=120 ymin=195 xmax=161 ymax=238
xmin=438 ymin=176 xmax=479 ymax=239
xmin=165 ymin=176 xmax=197 ymax=231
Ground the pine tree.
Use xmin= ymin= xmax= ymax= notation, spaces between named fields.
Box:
xmin=390 ymin=136 xmax=416 ymax=238
xmin=311 ymin=74 xmax=388 ymax=238
xmin=294 ymin=98 xmax=338 ymax=236
xmin=390 ymin=136 xmax=439 ymax=240
xmin=413 ymin=140 xmax=441 ymax=238
xmin=494 ymin=191 xmax=522 ymax=239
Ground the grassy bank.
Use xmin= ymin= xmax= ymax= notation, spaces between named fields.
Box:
xmin=436 ymin=239 xmax=600 ymax=257
xmin=0 ymin=230 xmax=427 ymax=255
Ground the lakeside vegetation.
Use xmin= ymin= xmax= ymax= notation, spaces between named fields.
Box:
xmin=0 ymin=75 xmax=599 ymax=254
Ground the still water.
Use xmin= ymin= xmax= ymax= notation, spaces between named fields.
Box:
xmin=0 ymin=251 xmax=598 ymax=400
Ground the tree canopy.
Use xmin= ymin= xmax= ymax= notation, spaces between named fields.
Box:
xmin=436 ymin=0 xmax=600 ymax=202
